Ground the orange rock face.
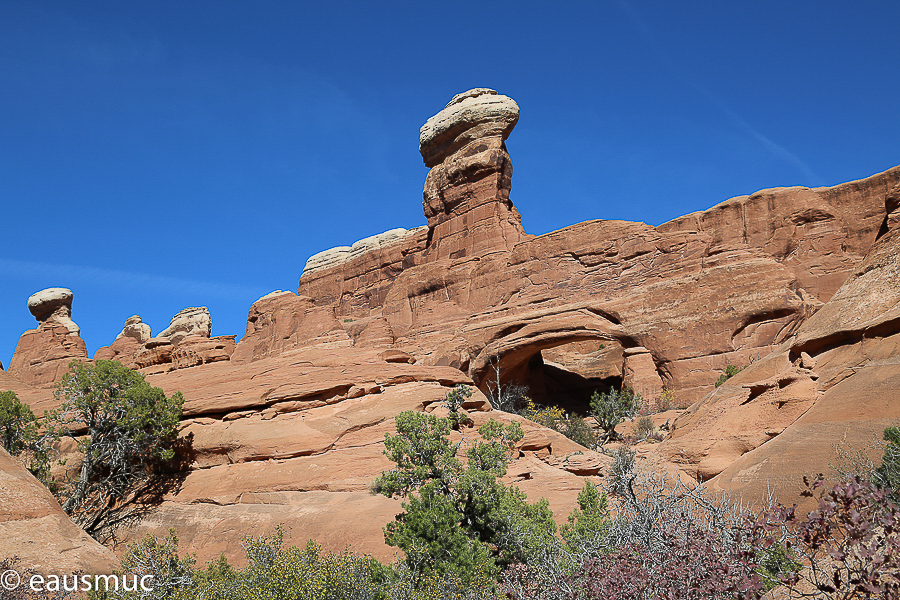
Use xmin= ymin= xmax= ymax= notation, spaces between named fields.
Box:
xmin=0 ymin=447 xmax=117 ymax=575
xmin=7 ymin=323 xmax=87 ymax=387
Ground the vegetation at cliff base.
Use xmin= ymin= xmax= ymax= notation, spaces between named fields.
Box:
xmin=589 ymin=388 xmax=642 ymax=444
xmin=373 ymin=409 xmax=556 ymax=584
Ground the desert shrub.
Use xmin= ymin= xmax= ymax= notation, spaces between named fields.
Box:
xmin=589 ymin=388 xmax=642 ymax=444
xmin=715 ymin=364 xmax=743 ymax=387
xmin=655 ymin=387 xmax=677 ymax=411
xmin=0 ymin=391 xmax=39 ymax=457
xmin=559 ymin=481 xmax=610 ymax=550
xmin=374 ymin=411 xmax=556 ymax=585
xmin=483 ymin=357 xmax=530 ymax=413
xmin=441 ymin=384 xmax=474 ymax=429
xmin=502 ymin=451 xmax=764 ymax=600
xmin=832 ymin=425 xmax=900 ymax=503
xmin=88 ymin=529 xmax=195 ymax=600
xmin=521 ymin=400 xmax=597 ymax=449
xmin=875 ymin=425 xmax=900 ymax=497
xmin=633 ymin=416 xmax=656 ymax=440
xmin=752 ymin=474 xmax=900 ymax=599
xmin=755 ymin=541 xmax=802 ymax=592
xmin=0 ymin=390 xmax=53 ymax=484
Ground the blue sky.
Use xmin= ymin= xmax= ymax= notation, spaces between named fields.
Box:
xmin=1 ymin=1 xmax=898 ymax=367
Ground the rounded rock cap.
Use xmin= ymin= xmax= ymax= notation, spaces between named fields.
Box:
xmin=419 ymin=88 xmax=519 ymax=167
xmin=27 ymin=287 xmax=74 ymax=319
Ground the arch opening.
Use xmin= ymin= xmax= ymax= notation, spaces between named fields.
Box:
xmin=479 ymin=339 xmax=625 ymax=415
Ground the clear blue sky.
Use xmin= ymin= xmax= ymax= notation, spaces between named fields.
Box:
xmin=2 ymin=1 xmax=898 ymax=367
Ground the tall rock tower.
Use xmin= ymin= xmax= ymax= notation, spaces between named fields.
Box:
xmin=419 ymin=88 xmax=527 ymax=261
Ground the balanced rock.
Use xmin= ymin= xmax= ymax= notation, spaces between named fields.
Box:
xmin=157 ymin=307 xmax=212 ymax=345
xmin=27 ymin=287 xmax=79 ymax=336
xmin=116 ymin=315 xmax=151 ymax=343
xmin=8 ymin=288 xmax=87 ymax=386
xmin=419 ymin=88 xmax=519 ymax=167
xmin=420 ymin=88 xmax=526 ymax=260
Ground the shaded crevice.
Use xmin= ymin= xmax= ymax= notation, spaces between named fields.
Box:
xmin=791 ymin=315 xmax=900 ymax=359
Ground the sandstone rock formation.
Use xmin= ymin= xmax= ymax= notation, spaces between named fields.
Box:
xmin=27 ymin=287 xmax=80 ymax=336
xmin=420 ymin=88 xmax=527 ymax=260
xmin=94 ymin=307 xmax=232 ymax=374
xmin=8 ymin=288 xmax=87 ymax=386
xmin=0 ymin=446 xmax=117 ymax=575
xmin=3 ymin=88 xmax=900 ymax=569
xmin=665 ymin=214 xmax=900 ymax=502
xmin=117 ymin=315 xmax=151 ymax=343
xmin=157 ymin=307 xmax=212 ymax=344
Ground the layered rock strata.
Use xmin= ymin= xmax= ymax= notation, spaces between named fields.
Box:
xmin=661 ymin=209 xmax=900 ymax=498
xmin=419 ymin=88 xmax=527 ymax=260
xmin=8 ymin=287 xmax=87 ymax=386
xmin=3 ymin=88 xmax=900 ymax=568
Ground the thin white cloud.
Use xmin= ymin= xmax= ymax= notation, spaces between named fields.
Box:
xmin=0 ymin=258 xmax=270 ymax=300
xmin=613 ymin=0 xmax=825 ymax=186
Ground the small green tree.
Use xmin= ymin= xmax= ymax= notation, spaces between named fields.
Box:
xmin=714 ymin=364 xmax=743 ymax=387
xmin=875 ymin=425 xmax=900 ymax=498
xmin=0 ymin=390 xmax=40 ymax=456
xmin=49 ymin=360 xmax=184 ymax=537
xmin=560 ymin=480 xmax=609 ymax=549
xmin=590 ymin=388 xmax=642 ymax=444
xmin=374 ymin=410 xmax=556 ymax=585
xmin=0 ymin=390 xmax=54 ymax=484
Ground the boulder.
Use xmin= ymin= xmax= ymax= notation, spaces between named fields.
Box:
xmin=157 ymin=307 xmax=212 ymax=345
xmin=26 ymin=287 xmax=80 ymax=336
xmin=419 ymin=88 xmax=519 ymax=168
xmin=116 ymin=314 xmax=151 ymax=343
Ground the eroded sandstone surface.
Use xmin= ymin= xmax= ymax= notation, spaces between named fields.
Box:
xmin=0 ymin=446 xmax=116 ymax=575
xmin=1 ymin=88 xmax=899 ymax=568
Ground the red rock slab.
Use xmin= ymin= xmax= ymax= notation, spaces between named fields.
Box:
xmin=142 ymin=347 xmax=472 ymax=417
xmin=170 ymin=446 xmax=394 ymax=503
xmin=0 ymin=447 xmax=117 ymax=575
xmin=180 ymin=381 xmax=455 ymax=467
xmin=708 ymin=358 xmax=900 ymax=508
xmin=7 ymin=323 xmax=87 ymax=387
xmin=117 ymin=491 xmax=404 ymax=566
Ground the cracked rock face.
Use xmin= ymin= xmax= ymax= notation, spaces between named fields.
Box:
xmin=27 ymin=287 xmax=80 ymax=336
xmin=419 ymin=88 xmax=526 ymax=261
